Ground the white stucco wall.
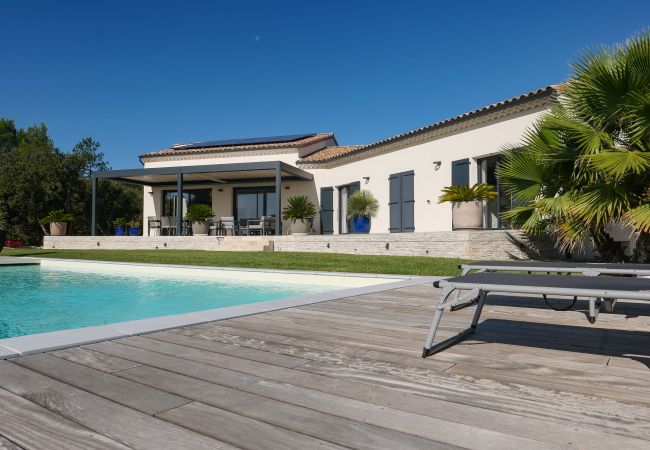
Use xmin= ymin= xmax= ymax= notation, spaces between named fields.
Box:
xmin=141 ymin=104 xmax=551 ymax=235
xmin=309 ymin=106 xmax=550 ymax=234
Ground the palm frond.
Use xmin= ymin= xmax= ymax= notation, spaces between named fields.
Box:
xmin=627 ymin=203 xmax=650 ymax=232
xmin=583 ymin=150 xmax=650 ymax=178
xmin=570 ymin=184 xmax=634 ymax=227
xmin=438 ymin=183 xmax=497 ymax=203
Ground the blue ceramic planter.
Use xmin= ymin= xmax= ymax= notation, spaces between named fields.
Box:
xmin=114 ymin=226 xmax=126 ymax=236
xmin=128 ymin=227 xmax=140 ymax=236
xmin=352 ymin=216 xmax=370 ymax=233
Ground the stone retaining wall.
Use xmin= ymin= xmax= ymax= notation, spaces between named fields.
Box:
xmin=273 ymin=231 xmax=565 ymax=260
xmin=44 ymin=231 xmax=571 ymax=260
xmin=43 ymin=236 xmax=272 ymax=252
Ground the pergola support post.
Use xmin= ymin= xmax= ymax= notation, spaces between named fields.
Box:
xmin=176 ymin=172 xmax=183 ymax=236
xmin=91 ymin=176 xmax=97 ymax=236
xmin=275 ymin=163 xmax=281 ymax=236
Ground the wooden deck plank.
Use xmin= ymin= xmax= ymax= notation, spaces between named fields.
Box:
xmin=50 ymin=346 xmax=142 ymax=373
xmin=144 ymin=330 xmax=313 ymax=368
xmin=156 ymin=327 xmax=455 ymax=372
xmin=0 ymin=361 xmax=231 ymax=450
xmin=0 ymin=435 xmax=22 ymax=450
xmin=85 ymin=337 xmax=650 ymax=447
xmin=0 ymin=387 xmax=127 ymax=450
xmin=158 ymin=401 xmax=348 ymax=450
xmin=116 ymin=363 xmax=569 ymax=450
xmin=117 ymin=365 xmax=460 ymax=450
xmin=12 ymin=353 xmax=192 ymax=415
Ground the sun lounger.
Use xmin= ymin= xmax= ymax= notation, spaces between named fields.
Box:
xmin=450 ymin=261 xmax=650 ymax=312
xmin=459 ymin=261 xmax=650 ymax=276
xmin=422 ymin=272 xmax=650 ymax=357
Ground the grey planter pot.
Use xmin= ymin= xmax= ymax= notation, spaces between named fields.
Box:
xmin=452 ymin=201 xmax=483 ymax=229
xmin=191 ymin=220 xmax=209 ymax=236
xmin=290 ymin=219 xmax=308 ymax=235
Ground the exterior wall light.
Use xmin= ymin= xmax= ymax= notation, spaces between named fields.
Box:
xmin=433 ymin=161 xmax=442 ymax=170
xmin=363 ymin=176 xmax=370 ymax=183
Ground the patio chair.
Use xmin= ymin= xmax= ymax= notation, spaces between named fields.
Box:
xmin=208 ymin=217 xmax=219 ymax=236
xmin=148 ymin=216 xmax=161 ymax=236
xmin=219 ymin=217 xmax=236 ymax=236
xmin=421 ymin=272 xmax=650 ymax=357
xmin=160 ymin=216 xmax=174 ymax=235
xmin=244 ymin=216 xmax=274 ymax=236
xmin=263 ymin=216 xmax=275 ymax=235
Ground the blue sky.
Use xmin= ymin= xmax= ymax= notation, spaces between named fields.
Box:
xmin=2 ymin=1 xmax=648 ymax=168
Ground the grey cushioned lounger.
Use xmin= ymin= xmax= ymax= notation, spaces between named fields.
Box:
xmin=422 ymin=272 xmax=650 ymax=358
xmin=450 ymin=261 xmax=650 ymax=312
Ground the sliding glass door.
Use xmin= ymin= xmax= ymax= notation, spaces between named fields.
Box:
xmin=162 ymin=189 xmax=212 ymax=217
xmin=477 ymin=155 xmax=512 ymax=228
xmin=234 ymin=187 xmax=277 ymax=224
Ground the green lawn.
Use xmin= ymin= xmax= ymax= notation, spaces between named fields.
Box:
xmin=2 ymin=248 xmax=467 ymax=276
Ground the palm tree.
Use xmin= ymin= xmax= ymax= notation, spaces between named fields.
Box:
xmin=497 ymin=31 xmax=650 ymax=262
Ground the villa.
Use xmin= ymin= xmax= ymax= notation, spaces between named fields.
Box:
xmin=51 ymin=85 xmax=566 ymax=258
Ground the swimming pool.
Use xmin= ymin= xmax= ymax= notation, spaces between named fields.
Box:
xmin=0 ymin=259 xmax=403 ymax=343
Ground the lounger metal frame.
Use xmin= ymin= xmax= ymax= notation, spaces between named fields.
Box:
xmin=422 ymin=277 xmax=650 ymax=358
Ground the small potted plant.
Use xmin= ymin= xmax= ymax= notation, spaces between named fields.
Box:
xmin=4 ymin=232 xmax=23 ymax=248
xmin=127 ymin=219 xmax=141 ymax=236
xmin=282 ymin=195 xmax=317 ymax=235
xmin=347 ymin=190 xmax=379 ymax=233
xmin=113 ymin=217 xmax=129 ymax=236
xmin=438 ymin=183 xmax=497 ymax=229
xmin=41 ymin=210 xmax=74 ymax=236
xmin=185 ymin=203 xmax=214 ymax=236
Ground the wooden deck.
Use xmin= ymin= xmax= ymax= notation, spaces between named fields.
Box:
xmin=1 ymin=282 xmax=650 ymax=449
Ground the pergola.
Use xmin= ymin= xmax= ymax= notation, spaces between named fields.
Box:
xmin=91 ymin=161 xmax=314 ymax=236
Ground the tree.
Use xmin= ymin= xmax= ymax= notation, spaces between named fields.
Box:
xmin=0 ymin=121 xmax=142 ymax=244
xmin=0 ymin=119 xmax=17 ymax=154
xmin=497 ymin=31 xmax=650 ymax=262
xmin=70 ymin=137 xmax=110 ymax=179
xmin=0 ymin=124 xmax=66 ymax=244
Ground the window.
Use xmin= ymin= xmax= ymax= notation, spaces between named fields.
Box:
xmin=477 ymin=155 xmax=513 ymax=228
xmin=338 ymin=181 xmax=360 ymax=234
xmin=162 ymin=189 xmax=212 ymax=217
xmin=234 ymin=187 xmax=276 ymax=224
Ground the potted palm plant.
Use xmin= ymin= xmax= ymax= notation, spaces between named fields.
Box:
xmin=113 ymin=217 xmax=129 ymax=236
xmin=127 ymin=219 xmax=141 ymax=236
xmin=186 ymin=203 xmax=214 ymax=236
xmin=438 ymin=183 xmax=497 ymax=229
xmin=347 ymin=190 xmax=379 ymax=233
xmin=41 ymin=210 xmax=74 ymax=236
xmin=282 ymin=195 xmax=317 ymax=235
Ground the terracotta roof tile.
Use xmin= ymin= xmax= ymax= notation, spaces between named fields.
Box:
xmin=298 ymin=146 xmax=365 ymax=163
xmin=140 ymin=133 xmax=335 ymax=158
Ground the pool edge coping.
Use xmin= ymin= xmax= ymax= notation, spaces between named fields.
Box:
xmin=0 ymin=259 xmax=443 ymax=359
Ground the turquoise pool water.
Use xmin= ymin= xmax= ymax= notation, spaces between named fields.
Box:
xmin=0 ymin=265 xmax=334 ymax=339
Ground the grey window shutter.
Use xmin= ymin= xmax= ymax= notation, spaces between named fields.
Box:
xmin=401 ymin=171 xmax=415 ymax=232
xmin=451 ymin=159 xmax=470 ymax=186
xmin=320 ymin=187 xmax=334 ymax=234
xmin=349 ymin=181 xmax=361 ymax=195
xmin=389 ymin=173 xmax=402 ymax=232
